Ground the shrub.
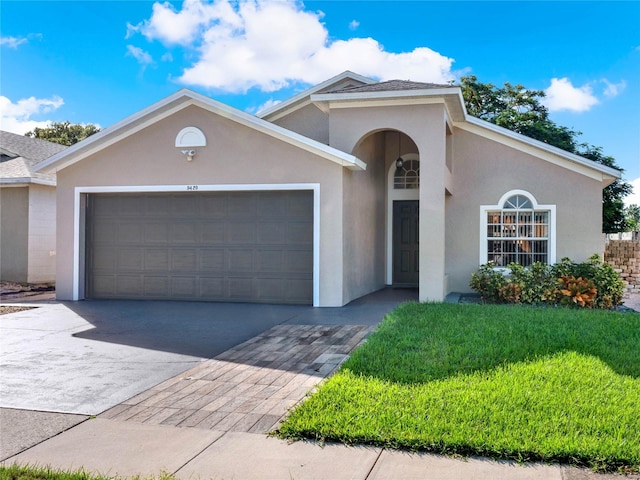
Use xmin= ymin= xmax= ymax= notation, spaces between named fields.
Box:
xmin=470 ymin=255 xmax=625 ymax=309
xmin=552 ymin=276 xmax=597 ymax=308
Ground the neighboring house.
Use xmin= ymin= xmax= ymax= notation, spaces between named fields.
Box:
xmin=1 ymin=130 xmax=66 ymax=284
xmin=35 ymin=71 xmax=620 ymax=306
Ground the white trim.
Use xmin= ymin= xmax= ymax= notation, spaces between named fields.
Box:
xmin=386 ymin=154 xmax=420 ymax=285
xmin=73 ymin=183 xmax=321 ymax=306
xmin=479 ymin=189 xmax=556 ymax=267
xmin=36 ymin=89 xmax=366 ymax=174
xmin=0 ymin=177 xmax=56 ymax=187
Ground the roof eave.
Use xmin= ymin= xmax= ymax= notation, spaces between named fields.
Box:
xmin=311 ymin=87 xmax=467 ymax=122
xmin=459 ymin=116 xmax=622 ymax=183
xmin=258 ymin=71 xmax=376 ymax=121
xmin=35 ymin=89 xmax=366 ymax=174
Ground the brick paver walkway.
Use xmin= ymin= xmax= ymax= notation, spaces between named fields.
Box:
xmin=100 ymin=324 xmax=373 ymax=434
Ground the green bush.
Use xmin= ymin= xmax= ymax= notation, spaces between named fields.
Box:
xmin=470 ymin=255 xmax=625 ymax=309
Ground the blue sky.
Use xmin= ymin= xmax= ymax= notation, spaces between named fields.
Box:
xmin=2 ymin=0 xmax=639 ymax=203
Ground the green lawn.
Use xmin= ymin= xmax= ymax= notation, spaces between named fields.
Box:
xmin=0 ymin=465 xmax=175 ymax=480
xmin=276 ymin=303 xmax=640 ymax=472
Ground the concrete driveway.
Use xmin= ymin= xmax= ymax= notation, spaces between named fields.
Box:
xmin=0 ymin=288 xmax=416 ymax=416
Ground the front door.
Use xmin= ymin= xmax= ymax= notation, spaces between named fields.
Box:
xmin=393 ymin=200 xmax=419 ymax=285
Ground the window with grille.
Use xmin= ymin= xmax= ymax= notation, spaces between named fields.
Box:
xmin=394 ymin=159 xmax=420 ymax=189
xmin=482 ymin=192 xmax=554 ymax=267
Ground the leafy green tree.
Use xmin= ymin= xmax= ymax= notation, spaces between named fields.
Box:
xmin=460 ymin=75 xmax=632 ymax=232
xmin=625 ymin=204 xmax=640 ymax=231
xmin=25 ymin=121 xmax=100 ymax=146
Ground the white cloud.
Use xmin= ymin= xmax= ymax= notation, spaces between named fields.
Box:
xmin=0 ymin=95 xmax=64 ymax=134
xmin=543 ymin=77 xmax=599 ymax=113
xmin=602 ymin=79 xmax=626 ymax=98
xmin=348 ymin=20 xmax=360 ymax=31
xmin=1 ymin=36 xmax=28 ymax=49
xmin=248 ymin=98 xmax=281 ymax=115
xmin=133 ymin=0 xmax=456 ymax=93
xmin=126 ymin=45 xmax=154 ymax=65
xmin=626 ymin=177 xmax=640 ymax=207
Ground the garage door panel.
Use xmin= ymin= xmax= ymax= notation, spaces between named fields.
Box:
xmin=171 ymin=223 xmax=197 ymax=243
xmin=258 ymin=195 xmax=286 ymax=217
xmin=116 ymin=276 xmax=143 ymax=296
xmin=118 ymin=248 xmax=143 ymax=270
xmin=144 ymin=223 xmax=169 ymax=243
xmin=117 ymin=223 xmax=144 ymax=243
xmin=228 ymin=278 xmax=253 ymax=299
xmin=256 ymin=250 xmax=284 ymax=272
xmin=257 ymin=222 xmax=286 ymax=243
xmin=228 ymin=222 xmax=256 ymax=243
xmin=286 ymin=250 xmax=313 ymax=272
xmin=144 ymin=277 xmax=169 ymax=296
xmin=119 ymin=196 xmax=146 ymax=216
xmin=87 ymin=191 xmax=313 ymax=304
xmin=146 ymin=196 xmax=172 ymax=216
xmin=172 ymin=196 xmax=198 ymax=216
xmin=171 ymin=277 xmax=197 ymax=297
xmin=92 ymin=275 xmax=116 ymax=296
xmin=199 ymin=277 xmax=224 ymax=297
xmin=228 ymin=195 xmax=256 ymax=216
xmin=145 ymin=249 xmax=169 ymax=271
xmin=287 ymin=222 xmax=313 ymax=244
xmin=228 ymin=249 xmax=254 ymax=271
xmin=172 ymin=249 xmax=197 ymax=271
xmin=201 ymin=249 xmax=225 ymax=271
xmin=202 ymin=223 xmax=226 ymax=242
xmin=201 ymin=195 xmax=227 ymax=217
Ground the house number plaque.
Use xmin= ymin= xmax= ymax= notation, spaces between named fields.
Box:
xmin=186 ymin=185 xmax=199 ymax=191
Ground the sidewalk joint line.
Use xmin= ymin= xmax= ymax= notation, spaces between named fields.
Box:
xmin=364 ymin=447 xmax=384 ymax=479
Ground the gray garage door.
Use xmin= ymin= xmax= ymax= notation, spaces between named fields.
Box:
xmin=86 ymin=191 xmax=313 ymax=304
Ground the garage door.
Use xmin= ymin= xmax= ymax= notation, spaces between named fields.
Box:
xmin=86 ymin=191 xmax=313 ymax=304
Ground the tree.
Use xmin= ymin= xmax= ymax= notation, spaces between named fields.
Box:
xmin=625 ymin=204 xmax=640 ymax=231
xmin=25 ymin=121 xmax=100 ymax=146
xmin=460 ymin=76 xmax=632 ymax=233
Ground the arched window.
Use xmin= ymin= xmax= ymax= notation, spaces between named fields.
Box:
xmin=394 ymin=159 xmax=420 ymax=189
xmin=481 ymin=191 xmax=556 ymax=267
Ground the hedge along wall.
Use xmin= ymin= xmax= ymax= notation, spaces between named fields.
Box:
xmin=605 ymin=235 xmax=640 ymax=296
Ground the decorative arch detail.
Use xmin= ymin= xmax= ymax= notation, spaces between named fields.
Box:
xmin=175 ymin=126 xmax=207 ymax=148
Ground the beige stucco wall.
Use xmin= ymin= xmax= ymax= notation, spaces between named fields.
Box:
xmin=27 ymin=184 xmax=57 ymax=283
xmin=445 ymin=128 xmax=604 ymax=293
xmin=1 ymin=187 xmax=29 ymax=283
xmin=342 ymin=132 xmax=386 ymax=303
xmin=55 ymin=105 xmax=347 ymax=306
xmin=271 ymin=104 xmax=329 ymax=145
xmin=328 ymin=103 xmax=448 ymax=301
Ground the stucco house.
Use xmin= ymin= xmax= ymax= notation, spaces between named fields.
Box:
xmin=1 ymin=130 xmax=66 ymax=284
xmin=35 ymin=71 xmax=620 ymax=306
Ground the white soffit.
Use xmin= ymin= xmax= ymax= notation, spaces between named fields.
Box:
xmin=35 ymin=89 xmax=366 ymax=174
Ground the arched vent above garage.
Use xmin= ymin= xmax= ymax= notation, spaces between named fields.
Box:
xmin=175 ymin=126 xmax=207 ymax=147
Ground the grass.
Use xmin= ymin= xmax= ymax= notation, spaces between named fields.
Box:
xmin=276 ymin=303 xmax=640 ymax=472
xmin=0 ymin=465 xmax=176 ymax=480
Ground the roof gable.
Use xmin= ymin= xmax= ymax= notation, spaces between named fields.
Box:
xmin=257 ymin=71 xmax=376 ymax=121
xmin=35 ymin=89 xmax=366 ymax=174
xmin=0 ymin=130 xmax=64 ymax=185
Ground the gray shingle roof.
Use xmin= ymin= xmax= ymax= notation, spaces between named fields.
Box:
xmin=326 ymin=79 xmax=456 ymax=94
xmin=0 ymin=130 xmax=66 ymax=184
